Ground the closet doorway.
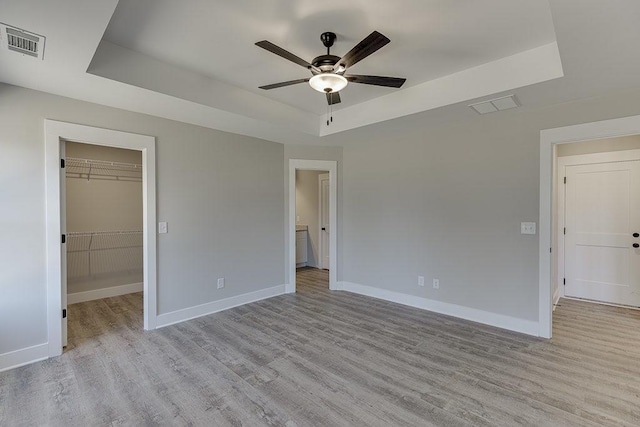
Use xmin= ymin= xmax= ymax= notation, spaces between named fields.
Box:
xmin=64 ymin=142 xmax=144 ymax=348
xmin=45 ymin=120 xmax=157 ymax=359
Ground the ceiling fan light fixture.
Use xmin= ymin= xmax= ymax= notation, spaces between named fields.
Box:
xmin=309 ymin=73 xmax=347 ymax=93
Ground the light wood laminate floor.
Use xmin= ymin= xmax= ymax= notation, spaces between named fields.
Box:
xmin=2 ymin=268 xmax=640 ymax=426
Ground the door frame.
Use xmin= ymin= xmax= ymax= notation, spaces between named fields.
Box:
xmin=318 ymin=173 xmax=330 ymax=270
xmin=539 ymin=114 xmax=640 ymax=338
xmin=45 ymin=120 xmax=157 ymax=358
xmin=556 ymin=149 xmax=640 ymax=303
xmin=288 ymin=160 xmax=337 ymax=292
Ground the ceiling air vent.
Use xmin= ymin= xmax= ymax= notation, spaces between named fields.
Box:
xmin=0 ymin=23 xmax=45 ymax=60
xmin=469 ymin=94 xmax=519 ymax=115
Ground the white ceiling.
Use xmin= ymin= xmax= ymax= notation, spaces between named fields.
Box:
xmin=1 ymin=1 xmax=640 ymax=144
xmin=102 ymin=0 xmax=556 ymax=115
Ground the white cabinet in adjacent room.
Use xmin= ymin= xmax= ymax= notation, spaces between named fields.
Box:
xmin=296 ymin=229 xmax=308 ymax=267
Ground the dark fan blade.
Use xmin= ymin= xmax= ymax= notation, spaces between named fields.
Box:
xmin=326 ymin=92 xmax=341 ymax=105
xmin=335 ymin=31 xmax=390 ymax=70
xmin=345 ymin=74 xmax=406 ymax=88
xmin=256 ymin=41 xmax=318 ymax=72
xmin=259 ymin=78 xmax=309 ymax=90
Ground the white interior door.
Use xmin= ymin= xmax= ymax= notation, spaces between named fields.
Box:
xmin=564 ymin=160 xmax=640 ymax=306
xmin=319 ymin=173 xmax=330 ymax=270
xmin=61 ymin=141 xmax=68 ymax=347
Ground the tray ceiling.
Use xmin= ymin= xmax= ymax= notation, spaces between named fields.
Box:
xmin=2 ymin=1 xmax=640 ymax=144
xmin=101 ymin=0 xmax=557 ymax=116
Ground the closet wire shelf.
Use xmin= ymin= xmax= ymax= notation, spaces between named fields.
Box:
xmin=66 ymin=157 xmax=142 ymax=181
xmin=66 ymin=231 xmax=143 ymax=278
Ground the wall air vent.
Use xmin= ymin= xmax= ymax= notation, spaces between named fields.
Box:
xmin=469 ymin=94 xmax=520 ymax=115
xmin=0 ymin=23 xmax=45 ymax=60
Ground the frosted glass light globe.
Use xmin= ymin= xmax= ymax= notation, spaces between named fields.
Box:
xmin=309 ymin=73 xmax=347 ymax=93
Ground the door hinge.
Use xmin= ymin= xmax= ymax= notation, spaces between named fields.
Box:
xmin=61 ymin=234 xmax=66 ymax=244
xmin=563 ymin=278 xmax=566 ymax=285
xmin=550 ymin=247 xmax=552 ymax=253
xmin=61 ymin=158 xmax=65 ymax=168
xmin=564 ymin=227 xmax=566 ymax=235
xmin=62 ymin=309 xmax=67 ymax=319
xmin=564 ymin=176 xmax=566 ymax=184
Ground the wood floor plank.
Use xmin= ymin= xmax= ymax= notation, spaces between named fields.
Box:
xmin=2 ymin=267 xmax=640 ymax=426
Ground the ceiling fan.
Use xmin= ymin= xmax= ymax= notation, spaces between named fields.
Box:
xmin=255 ymin=31 xmax=406 ymax=106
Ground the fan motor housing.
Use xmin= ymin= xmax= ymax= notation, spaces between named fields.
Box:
xmin=311 ymin=55 xmax=341 ymax=73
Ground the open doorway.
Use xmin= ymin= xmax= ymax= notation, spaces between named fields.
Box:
xmin=287 ymin=159 xmax=337 ymax=293
xmin=295 ymin=170 xmax=330 ymax=292
xmin=553 ymin=136 xmax=640 ymax=310
xmin=45 ymin=120 xmax=156 ymax=359
xmin=539 ymin=116 xmax=640 ymax=338
xmin=64 ymin=142 xmax=144 ymax=350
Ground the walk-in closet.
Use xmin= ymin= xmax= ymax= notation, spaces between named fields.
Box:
xmin=65 ymin=142 xmax=143 ymax=338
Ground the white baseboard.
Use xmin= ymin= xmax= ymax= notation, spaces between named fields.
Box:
xmin=0 ymin=343 xmax=49 ymax=373
xmin=68 ymin=282 xmax=143 ymax=304
xmin=156 ymin=284 xmax=286 ymax=328
xmin=562 ymin=296 xmax=640 ymax=311
xmin=338 ymin=281 xmax=539 ymax=337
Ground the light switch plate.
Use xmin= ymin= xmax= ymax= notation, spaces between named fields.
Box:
xmin=158 ymin=222 xmax=168 ymax=234
xmin=521 ymin=222 xmax=536 ymax=235
xmin=217 ymin=278 xmax=225 ymax=289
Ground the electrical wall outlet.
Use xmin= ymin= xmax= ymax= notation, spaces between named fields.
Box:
xmin=521 ymin=222 xmax=536 ymax=235
xmin=217 ymin=278 xmax=225 ymax=289
xmin=418 ymin=276 xmax=425 ymax=286
xmin=433 ymin=279 xmax=440 ymax=289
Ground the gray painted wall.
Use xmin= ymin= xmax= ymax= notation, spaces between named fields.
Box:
xmin=334 ymin=88 xmax=640 ymax=323
xmin=4 ymin=77 xmax=640 ymax=359
xmin=557 ymin=134 xmax=640 ymax=156
xmin=66 ymin=142 xmax=143 ymax=164
xmin=0 ymin=84 xmax=284 ymax=355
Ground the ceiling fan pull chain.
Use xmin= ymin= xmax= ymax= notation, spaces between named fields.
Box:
xmin=326 ymin=93 xmax=334 ymax=126
xmin=326 ymin=101 xmax=330 ymax=126
xmin=330 ymin=97 xmax=333 ymax=123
